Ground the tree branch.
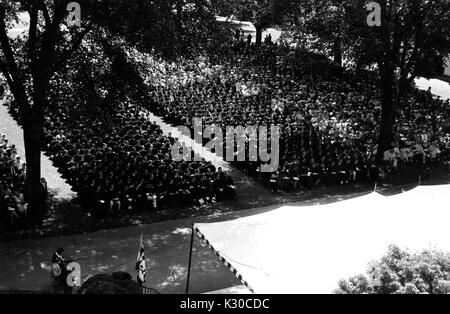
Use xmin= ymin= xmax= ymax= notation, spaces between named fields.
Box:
xmin=0 ymin=58 xmax=16 ymax=92
xmin=52 ymin=21 xmax=94 ymax=73
xmin=40 ymin=0 xmax=52 ymax=27
xmin=0 ymin=5 xmax=23 ymax=92
xmin=28 ymin=1 xmax=39 ymax=66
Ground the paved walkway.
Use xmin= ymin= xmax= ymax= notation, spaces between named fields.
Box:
xmin=0 ymin=205 xmax=286 ymax=294
xmin=139 ymin=108 xmax=283 ymax=214
xmin=0 ymin=101 xmax=75 ymax=200
xmin=140 ymin=110 xmax=230 ymax=171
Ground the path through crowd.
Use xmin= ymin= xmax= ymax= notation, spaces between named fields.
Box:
xmin=0 ymin=101 xmax=75 ymax=200
xmin=140 ymin=110 xmax=230 ymax=171
xmin=138 ymin=108 xmax=283 ymax=211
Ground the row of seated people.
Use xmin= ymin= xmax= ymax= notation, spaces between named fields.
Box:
xmin=41 ymin=60 xmax=236 ymax=215
xmin=125 ymin=41 xmax=450 ymax=192
xmin=0 ymin=132 xmax=28 ymax=224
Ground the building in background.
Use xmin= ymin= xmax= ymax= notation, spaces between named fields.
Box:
xmin=444 ymin=56 xmax=450 ymax=76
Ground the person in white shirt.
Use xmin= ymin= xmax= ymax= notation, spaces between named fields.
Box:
xmin=414 ymin=142 xmax=426 ymax=164
xmin=384 ymin=149 xmax=393 ymax=171
xmin=392 ymin=146 xmax=400 ymax=171
xmin=0 ymin=134 xmax=7 ymax=147
xmin=401 ymin=146 xmax=412 ymax=163
xmin=429 ymin=142 xmax=441 ymax=162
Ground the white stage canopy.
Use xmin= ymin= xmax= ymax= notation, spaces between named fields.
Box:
xmin=194 ymin=185 xmax=450 ymax=294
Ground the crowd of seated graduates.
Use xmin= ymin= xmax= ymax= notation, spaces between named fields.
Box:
xmin=39 ymin=53 xmax=236 ymax=216
xmin=125 ymin=38 xmax=450 ymax=192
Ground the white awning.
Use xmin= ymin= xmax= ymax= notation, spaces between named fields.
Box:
xmin=194 ymin=185 xmax=450 ymax=294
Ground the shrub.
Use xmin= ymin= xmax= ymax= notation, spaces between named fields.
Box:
xmin=78 ymin=272 xmax=141 ymax=294
xmin=83 ymin=281 xmax=117 ymax=294
xmin=111 ymin=271 xmax=132 ymax=282
xmin=335 ymin=245 xmax=450 ymax=294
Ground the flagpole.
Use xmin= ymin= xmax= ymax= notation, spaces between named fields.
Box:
xmin=185 ymin=225 xmax=195 ymax=295
xmin=137 ymin=233 xmax=142 ymax=262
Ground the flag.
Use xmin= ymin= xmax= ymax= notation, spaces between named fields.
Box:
xmin=136 ymin=235 xmax=146 ymax=286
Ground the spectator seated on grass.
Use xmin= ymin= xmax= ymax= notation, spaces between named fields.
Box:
xmin=0 ymin=134 xmax=28 ymax=224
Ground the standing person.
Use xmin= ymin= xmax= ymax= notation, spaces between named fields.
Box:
xmin=0 ymin=80 xmax=5 ymax=97
xmin=235 ymin=29 xmax=241 ymax=42
xmin=51 ymin=248 xmax=66 ymax=293
xmin=247 ymin=34 xmax=252 ymax=45
xmin=40 ymin=178 xmax=48 ymax=208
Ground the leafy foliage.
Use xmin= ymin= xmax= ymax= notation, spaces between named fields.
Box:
xmin=284 ymin=0 xmax=450 ymax=72
xmin=94 ymin=0 xmax=225 ymax=59
xmin=335 ymin=245 xmax=450 ymax=294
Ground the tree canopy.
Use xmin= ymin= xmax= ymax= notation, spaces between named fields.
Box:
xmin=94 ymin=0 xmax=226 ymax=58
xmin=0 ymin=0 xmax=97 ymax=224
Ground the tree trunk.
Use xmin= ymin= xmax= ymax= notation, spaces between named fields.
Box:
xmin=396 ymin=76 xmax=410 ymax=108
xmin=256 ymin=27 xmax=263 ymax=46
xmin=333 ymin=37 xmax=342 ymax=67
xmin=22 ymin=77 xmax=48 ymax=225
xmin=23 ymin=107 xmax=45 ymax=224
xmin=376 ymin=67 xmax=396 ymax=165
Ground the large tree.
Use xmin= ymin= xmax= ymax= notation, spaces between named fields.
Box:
xmin=286 ymin=0 xmax=450 ymax=162
xmin=0 ymin=0 xmax=94 ymax=225
xmin=211 ymin=0 xmax=289 ymax=45
xmin=95 ymin=0 xmax=221 ymax=58
xmin=282 ymin=0 xmax=345 ymax=65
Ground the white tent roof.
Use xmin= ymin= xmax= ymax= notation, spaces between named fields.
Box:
xmin=194 ymin=185 xmax=450 ymax=294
